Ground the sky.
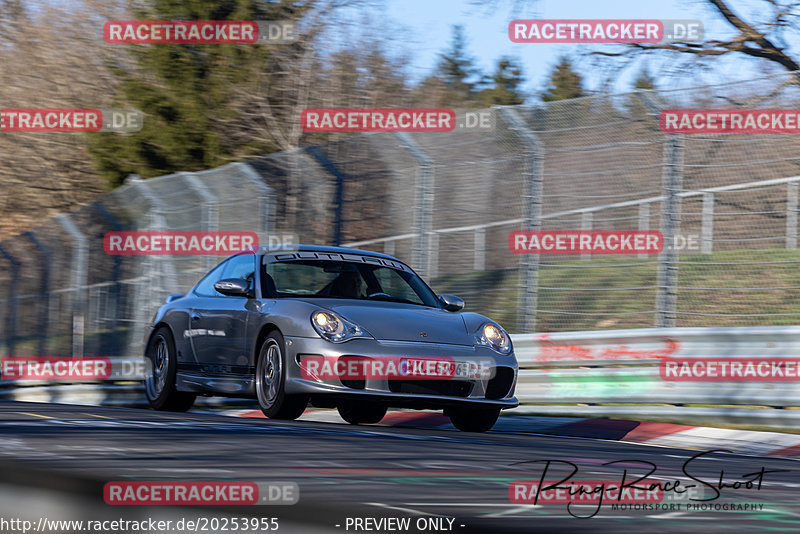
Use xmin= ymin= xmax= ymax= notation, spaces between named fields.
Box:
xmin=351 ymin=0 xmax=797 ymax=100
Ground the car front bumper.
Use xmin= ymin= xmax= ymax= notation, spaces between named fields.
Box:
xmin=282 ymin=336 xmax=519 ymax=409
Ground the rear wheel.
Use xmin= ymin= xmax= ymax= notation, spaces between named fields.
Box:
xmin=337 ymin=400 xmax=387 ymax=425
xmin=447 ymin=406 xmax=500 ymax=432
xmin=255 ymin=331 xmax=308 ymax=419
xmin=144 ymin=327 xmax=196 ymax=412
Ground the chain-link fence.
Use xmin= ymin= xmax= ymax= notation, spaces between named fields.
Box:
xmin=3 ymin=72 xmax=800 ymax=362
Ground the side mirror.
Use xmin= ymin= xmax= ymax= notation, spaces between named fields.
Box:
xmin=438 ymin=294 xmax=465 ymax=312
xmin=214 ymin=278 xmax=252 ymax=297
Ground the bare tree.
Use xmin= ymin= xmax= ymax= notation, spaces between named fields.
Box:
xmin=593 ymin=0 xmax=800 ymax=79
xmin=0 ymin=0 xmax=129 ymax=237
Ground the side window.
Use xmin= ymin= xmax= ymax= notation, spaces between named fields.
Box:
xmin=194 ymin=254 xmax=255 ymax=297
xmin=194 ymin=261 xmax=227 ymax=297
xmin=221 ymin=254 xmax=256 ymax=295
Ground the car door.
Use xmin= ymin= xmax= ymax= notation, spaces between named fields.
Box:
xmin=189 ymin=253 xmax=256 ymax=374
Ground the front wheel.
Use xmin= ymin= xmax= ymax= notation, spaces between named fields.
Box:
xmin=446 ymin=406 xmax=500 ymax=432
xmin=255 ymin=331 xmax=308 ymax=419
xmin=144 ymin=327 xmax=196 ymax=411
xmin=337 ymin=400 xmax=387 ymax=425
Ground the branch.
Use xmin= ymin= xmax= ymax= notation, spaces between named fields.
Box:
xmin=594 ymin=0 xmax=800 ymax=76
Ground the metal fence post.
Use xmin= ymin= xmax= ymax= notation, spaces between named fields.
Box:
xmin=580 ymin=211 xmax=593 ymax=261
xmin=92 ymin=202 xmax=124 ymax=356
xmin=500 ymin=107 xmax=543 ymax=332
xmin=24 ymin=232 xmax=50 ymax=355
xmin=235 ymin=162 xmax=276 ymax=242
xmin=0 ymin=245 xmax=20 ymax=356
xmin=701 ymin=192 xmax=714 ymax=254
xmin=128 ymin=176 xmax=179 ymax=352
xmin=786 ymin=182 xmax=798 ymax=249
xmin=428 ymin=232 xmax=439 ymax=278
xmin=394 ymin=132 xmax=434 ymax=277
xmin=181 ymin=172 xmax=219 ymax=270
xmin=640 ymin=92 xmax=684 ymax=328
xmin=306 ymin=147 xmax=346 ymax=246
xmin=55 ymin=214 xmax=88 ymax=357
xmin=638 ymin=203 xmax=650 ymax=260
xmin=474 ymin=227 xmax=486 ymax=271
xmin=656 ymin=135 xmax=684 ymax=327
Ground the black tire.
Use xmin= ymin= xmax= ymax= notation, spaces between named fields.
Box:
xmin=144 ymin=327 xmax=196 ymax=412
xmin=337 ymin=400 xmax=387 ymax=425
xmin=255 ymin=331 xmax=308 ymax=419
xmin=447 ymin=406 xmax=500 ymax=432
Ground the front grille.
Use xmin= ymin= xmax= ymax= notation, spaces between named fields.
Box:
xmin=486 ymin=367 xmax=515 ymax=399
xmin=388 ymin=380 xmax=473 ymax=397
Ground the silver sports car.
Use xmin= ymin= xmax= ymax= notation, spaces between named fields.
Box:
xmin=144 ymin=244 xmax=518 ymax=432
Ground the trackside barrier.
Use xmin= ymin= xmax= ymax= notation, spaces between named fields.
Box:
xmin=511 ymin=326 xmax=800 ymax=427
xmin=2 ymin=327 xmax=800 ymax=427
xmin=0 ymin=356 xmax=248 ymax=407
xmin=513 ymin=325 xmax=800 ymax=367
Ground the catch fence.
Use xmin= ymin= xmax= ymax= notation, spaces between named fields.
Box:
xmin=2 ymin=73 xmax=800 ymax=359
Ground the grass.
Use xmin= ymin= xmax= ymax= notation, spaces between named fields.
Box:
xmin=430 ymin=248 xmax=800 ymax=332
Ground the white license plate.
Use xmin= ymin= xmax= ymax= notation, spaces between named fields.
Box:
xmin=401 ymin=359 xmax=479 ymax=379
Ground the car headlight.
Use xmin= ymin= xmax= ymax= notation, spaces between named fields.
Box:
xmin=311 ymin=310 xmax=372 ymax=343
xmin=476 ymin=322 xmax=512 ymax=354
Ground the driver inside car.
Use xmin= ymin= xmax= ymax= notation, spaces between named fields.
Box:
xmin=330 ymin=271 xmax=364 ymax=298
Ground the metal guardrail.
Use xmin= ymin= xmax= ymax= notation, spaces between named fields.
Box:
xmin=511 ymin=326 xmax=800 ymax=427
xmin=2 ymin=326 xmax=800 ymax=427
xmin=513 ymin=325 xmax=800 ymax=367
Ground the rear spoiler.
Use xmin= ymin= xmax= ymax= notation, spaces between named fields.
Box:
xmin=166 ymin=293 xmax=184 ymax=303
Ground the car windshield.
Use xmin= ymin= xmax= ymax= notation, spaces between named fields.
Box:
xmin=263 ymin=259 xmax=439 ymax=307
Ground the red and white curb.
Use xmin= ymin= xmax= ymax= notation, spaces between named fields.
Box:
xmin=219 ymin=408 xmax=800 ymax=459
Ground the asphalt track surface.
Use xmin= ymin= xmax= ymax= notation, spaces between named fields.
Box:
xmin=0 ymin=400 xmax=798 ymax=533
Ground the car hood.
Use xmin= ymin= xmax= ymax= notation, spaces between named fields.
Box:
xmin=302 ymin=299 xmax=471 ymax=345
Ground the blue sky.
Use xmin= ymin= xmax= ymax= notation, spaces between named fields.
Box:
xmin=352 ymin=0 xmax=795 ymax=100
